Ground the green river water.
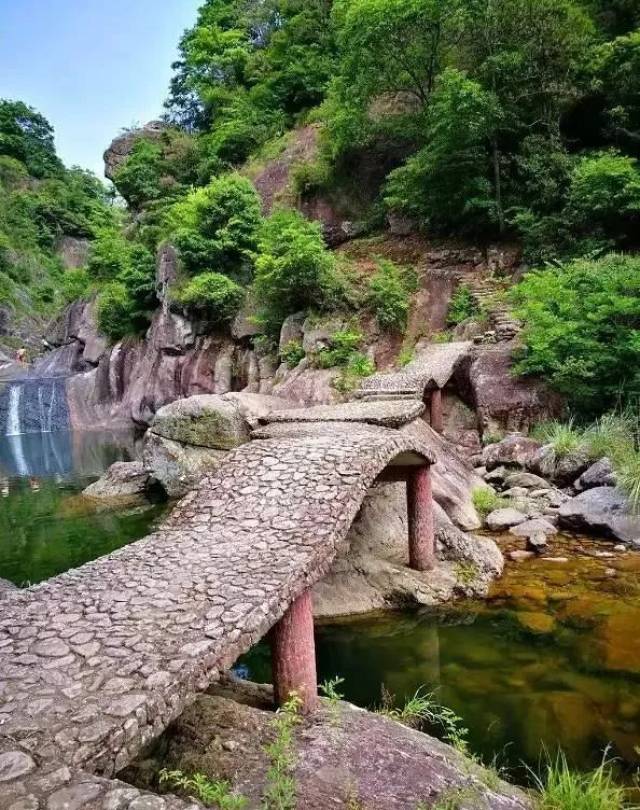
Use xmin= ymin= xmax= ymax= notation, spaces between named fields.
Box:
xmin=2 ymin=430 xmax=640 ymax=783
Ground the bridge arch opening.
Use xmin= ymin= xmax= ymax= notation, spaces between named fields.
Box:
xmin=271 ymin=449 xmax=435 ymax=713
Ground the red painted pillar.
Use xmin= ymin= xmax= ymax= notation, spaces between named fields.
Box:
xmin=271 ymin=590 xmax=318 ymax=713
xmin=430 ymin=388 xmax=444 ymax=434
xmin=407 ymin=466 xmax=435 ymax=572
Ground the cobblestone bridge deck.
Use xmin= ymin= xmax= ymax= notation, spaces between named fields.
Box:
xmin=0 ymin=415 xmax=435 ymax=808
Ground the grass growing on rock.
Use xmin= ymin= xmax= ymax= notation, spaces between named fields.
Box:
xmin=534 ymin=410 xmax=640 ymax=512
xmin=472 ymin=486 xmax=508 ymax=518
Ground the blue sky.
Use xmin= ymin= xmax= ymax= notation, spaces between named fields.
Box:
xmin=0 ymin=0 xmax=202 ymax=177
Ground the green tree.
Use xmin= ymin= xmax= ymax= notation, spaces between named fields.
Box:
xmin=0 ymin=100 xmax=62 ymax=178
xmin=592 ymin=31 xmax=640 ymax=150
xmin=175 ymin=271 xmax=245 ymax=324
xmin=565 ymin=150 xmax=640 ymax=242
xmin=254 ymin=209 xmax=342 ymax=329
xmin=168 ymin=173 xmax=262 ymax=278
xmin=512 ymin=253 xmax=640 ymax=415
xmin=385 ymin=69 xmax=501 ymax=231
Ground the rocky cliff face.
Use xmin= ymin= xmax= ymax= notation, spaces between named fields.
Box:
xmin=37 ymin=235 xmax=562 ymax=438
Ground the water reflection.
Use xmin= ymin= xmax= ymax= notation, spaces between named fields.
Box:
xmin=0 ymin=429 xmax=163 ymax=586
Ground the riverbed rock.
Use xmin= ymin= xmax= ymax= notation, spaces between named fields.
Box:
xmin=575 ymin=458 xmax=617 ymax=491
xmin=82 ymin=462 xmax=150 ymax=502
xmin=559 ymin=487 xmax=640 ymax=545
xmin=504 ymin=471 xmax=550 ymax=490
xmin=142 ymin=432 xmax=227 ymax=498
xmin=510 ymin=517 xmax=557 ymax=540
xmin=150 ymin=395 xmax=250 ymax=450
xmin=527 ymin=532 xmax=549 ymax=553
xmin=123 ymin=685 xmax=532 ymax=810
xmin=486 ymin=507 xmax=528 ymax=531
xmin=483 ymin=435 xmax=542 ymax=471
xmin=531 ymin=445 xmax=592 ymax=486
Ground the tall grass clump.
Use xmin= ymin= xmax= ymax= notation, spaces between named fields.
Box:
xmin=532 ymin=751 xmax=636 ymax=810
xmin=532 ymin=418 xmax=587 ymax=458
xmin=472 ymin=486 xmax=508 ymax=517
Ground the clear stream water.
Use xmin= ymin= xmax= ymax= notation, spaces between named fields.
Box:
xmin=2 ymin=431 xmax=640 ymax=784
xmin=0 ymin=430 xmax=165 ymax=586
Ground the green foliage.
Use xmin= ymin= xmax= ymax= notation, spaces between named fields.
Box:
xmin=538 ymin=410 xmax=640 ymax=512
xmin=512 ymin=254 xmax=640 ymax=415
xmin=59 ymin=268 xmax=91 ymax=303
xmin=254 ymin=210 xmax=344 ymax=330
xmin=112 ymin=130 xmax=203 ymax=209
xmin=314 ymin=328 xmax=365 ymax=368
xmin=159 ymin=768 xmax=247 ymax=810
xmin=447 ymin=285 xmax=480 ymax=326
xmin=167 ymin=0 xmax=335 ymax=164
xmin=472 ymin=486 xmax=508 ymax=517
xmin=94 ymin=235 xmax=156 ymax=340
xmin=0 ymin=99 xmax=62 ymax=178
xmin=175 ymin=272 xmax=245 ymax=325
xmin=385 ymin=69 xmax=501 ymax=232
xmin=532 ymin=751 xmax=634 ymax=810
xmin=280 ymin=339 xmax=305 ymax=369
xmin=330 ymin=0 xmax=460 ymax=153
xmin=367 ymin=259 xmax=413 ymax=332
xmin=565 ymin=151 xmax=640 ymax=242
xmin=262 ymin=692 xmax=302 ymax=810
xmin=169 ymin=173 xmax=262 ymax=278
xmin=378 ymin=687 xmax=470 ymax=753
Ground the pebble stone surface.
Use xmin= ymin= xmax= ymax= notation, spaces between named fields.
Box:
xmin=0 ymin=416 xmax=434 ymax=809
xmin=358 ymin=341 xmax=472 ymax=399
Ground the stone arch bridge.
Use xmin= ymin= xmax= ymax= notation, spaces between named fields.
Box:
xmin=0 ymin=401 xmax=437 ymax=808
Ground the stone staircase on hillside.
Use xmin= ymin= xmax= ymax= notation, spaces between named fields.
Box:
xmin=465 ymin=276 xmax=522 ymax=343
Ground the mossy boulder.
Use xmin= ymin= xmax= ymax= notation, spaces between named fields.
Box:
xmin=149 ymin=395 xmax=251 ymax=450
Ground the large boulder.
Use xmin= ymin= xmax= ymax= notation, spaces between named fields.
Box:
xmin=143 ymin=432 xmax=227 ymax=498
xmin=575 ymin=457 xmax=617 ymax=491
xmin=272 ymin=361 xmax=339 ymax=406
xmin=82 ymin=461 xmax=150 ymax=503
xmin=150 ymin=394 xmax=251 ymax=450
xmin=559 ymin=487 xmax=640 ymax=545
xmin=145 ymin=392 xmax=293 ymax=496
xmin=103 ymin=121 xmax=166 ymax=181
xmin=531 ymin=445 xmax=592 ymax=486
xmin=127 ymin=685 xmax=532 ymax=810
xmin=463 ymin=343 xmax=563 ymax=435
xmin=483 ymin=434 xmax=542 ymax=471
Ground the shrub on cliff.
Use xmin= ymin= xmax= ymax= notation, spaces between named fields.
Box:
xmin=95 ymin=238 xmax=156 ymax=340
xmin=168 ymin=173 xmax=262 ymax=279
xmin=254 ymin=209 xmax=345 ymax=331
xmin=367 ymin=259 xmax=414 ymax=332
xmin=174 ymin=272 xmax=245 ymax=325
xmin=512 ymin=253 xmax=640 ymax=416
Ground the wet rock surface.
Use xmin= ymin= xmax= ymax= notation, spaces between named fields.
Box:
xmin=83 ymin=462 xmax=151 ymax=503
xmin=559 ymin=487 xmax=640 ymax=545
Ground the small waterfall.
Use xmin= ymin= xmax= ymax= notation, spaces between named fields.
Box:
xmin=0 ymin=378 xmax=70 ymax=437
xmin=6 ymin=385 xmax=22 ymax=437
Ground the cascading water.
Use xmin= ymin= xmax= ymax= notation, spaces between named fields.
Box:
xmin=6 ymin=385 xmax=22 ymax=437
xmin=0 ymin=378 xmax=69 ymax=437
